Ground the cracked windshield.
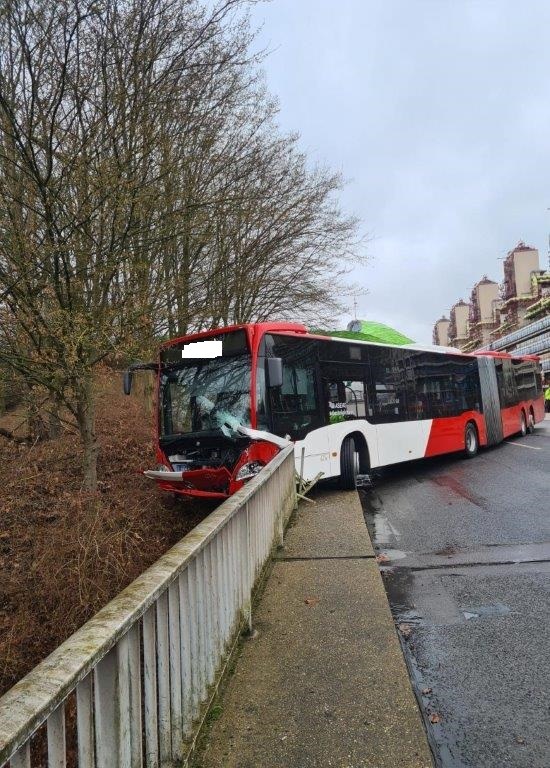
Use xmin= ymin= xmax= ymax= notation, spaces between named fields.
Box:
xmin=161 ymin=341 xmax=251 ymax=437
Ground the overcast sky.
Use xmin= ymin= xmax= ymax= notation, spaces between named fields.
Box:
xmin=250 ymin=0 xmax=550 ymax=343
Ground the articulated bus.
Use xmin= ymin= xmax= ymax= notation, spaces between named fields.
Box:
xmin=124 ymin=322 xmax=545 ymax=499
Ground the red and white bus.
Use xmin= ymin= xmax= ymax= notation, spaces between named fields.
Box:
xmin=124 ymin=322 xmax=545 ymax=499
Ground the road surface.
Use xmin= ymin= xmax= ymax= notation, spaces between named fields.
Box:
xmin=361 ymin=416 xmax=550 ymax=768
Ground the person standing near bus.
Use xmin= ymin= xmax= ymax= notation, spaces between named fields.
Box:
xmin=545 ymin=382 xmax=550 ymax=413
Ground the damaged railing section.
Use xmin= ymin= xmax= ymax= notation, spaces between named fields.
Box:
xmin=0 ymin=445 xmax=296 ymax=768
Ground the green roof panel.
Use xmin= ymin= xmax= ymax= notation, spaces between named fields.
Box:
xmin=312 ymin=320 xmax=414 ymax=346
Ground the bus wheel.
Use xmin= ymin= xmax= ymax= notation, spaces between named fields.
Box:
xmin=520 ymin=411 xmax=527 ymax=437
xmin=528 ymin=408 xmax=535 ymax=434
xmin=464 ymin=423 xmax=478 ymax=458
xmin=340 ymin=437 xmax=359 ymax=489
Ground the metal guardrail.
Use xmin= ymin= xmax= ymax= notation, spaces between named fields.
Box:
xmin=0 ymin=445 xmax=296 ymax=768
xmin=512 ymin=331 xmax=550 ymax=357
xmin=478 ymin=315 xmax=550 ymax=352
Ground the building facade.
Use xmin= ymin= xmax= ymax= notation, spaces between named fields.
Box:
xmin=432 ymin=316 xmax=450 ymax=346
xmin=433 ymin=241 xmax=550 ymax=378
xmin=447 ymin=300 xmax=470 ymax=348
xmin=498 ymin=242 xmax=541 ymax=333
xmin=464 ymin=276 xmax=500 ymax=351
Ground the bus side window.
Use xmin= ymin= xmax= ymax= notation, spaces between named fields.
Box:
xmin=369 ymin=349 xmax=408 ymax=422
xmin=512 ymin=359 xmax=538 ymax=401
xmin=405 ymin=353 xmax=481 ymax=420
xmin=494 ymin=360 xmax=504 ymax=406
xmin=502 ymin=359 xmax=518 ymax=406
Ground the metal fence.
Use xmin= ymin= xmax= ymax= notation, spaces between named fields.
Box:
xmin=478 ymin=315 xmax=550 ymax=352
xmin=0 ymin=445 xmax=296 ymax=768
xmin=512 ymin=330 xmax=550 ymax=357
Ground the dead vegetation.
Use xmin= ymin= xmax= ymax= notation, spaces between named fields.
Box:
xmin=0 ymin=369 xmax=210 ymax=696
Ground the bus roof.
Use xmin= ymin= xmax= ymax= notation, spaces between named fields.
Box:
xmin=161 ymin=322 xmax=539 ymax=363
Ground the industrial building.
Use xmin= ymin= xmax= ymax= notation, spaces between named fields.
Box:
xmin=434 ymin=242 xmax=550 ymax=377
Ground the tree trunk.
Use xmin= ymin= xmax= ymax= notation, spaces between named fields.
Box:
xmin=48 ymin=394 xmax=63 ymax=439
xmin=28 ymin=391 xmax=49 ymax=442
xmin=76 ymin=376 xmax=98 ymax=491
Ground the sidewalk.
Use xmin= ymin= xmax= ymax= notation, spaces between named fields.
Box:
xmin=196 ymin=490 xmax=432 ymax=768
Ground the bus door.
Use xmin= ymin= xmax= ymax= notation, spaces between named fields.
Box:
xmin=319 ymin=361 xmax=378 ymax=474
xmin=320 ymin=362 xmax=370 ymax=422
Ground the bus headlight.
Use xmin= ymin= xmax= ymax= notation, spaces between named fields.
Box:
xmin=235 ymin=462 xmax=262 ymax=481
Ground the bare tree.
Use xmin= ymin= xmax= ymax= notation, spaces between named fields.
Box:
xmin=156 ymin=70 xmax=364 ymax=336
xmin=0 ymin=0 xmax=252 ymax=488
xmin=0 ymin=0 xmax=364 ymax=490
xmin=203 ymin=133 xmax=362 ymax=327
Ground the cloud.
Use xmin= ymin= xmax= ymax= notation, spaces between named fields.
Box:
xmin=251 ymin=0 xmax=550 ymax=342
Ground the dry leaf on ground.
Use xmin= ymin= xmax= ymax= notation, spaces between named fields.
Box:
xmin=398 ymin=622 xmax=413 ymax=638
xmin=304 ymin=597 xmax=320 ymax=606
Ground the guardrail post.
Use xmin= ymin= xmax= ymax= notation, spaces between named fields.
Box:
xmin=94 ymin=647 xmax=119 ymax=768
xmin=9 ymin=743 xmax=30 ymax=768
xmin=128 ymin=624 xmax=143 ymax=768
xmin=76 ymin=674 xmax=94 ymax=768
xmin=117 ymin=634 xmax=131 ymax=768
xmin=47 ymin=703 xmax=66 ymax=768
xmin=186 ymin=558 xmax=200 ymax=716
xmin=142 ymin=605 xmax=159 ymax=768
xmin=168 ymin=580 xmax=183 ymax=761
xmin=195 ymin=552 xmax=206 ymax=701
xmin=203 ymin=545 xmax=214 ymax=687
xmin=156 ymin=590 xmax=171 ymax=764
xmin=276 ymin=469 xmax=284 ymax=548
xmin=244 ymin=502 xmax=252 ymax=633
xmin=178 ymin=570 xmax=193 ymax=739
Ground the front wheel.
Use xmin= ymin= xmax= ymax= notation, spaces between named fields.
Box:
xmin=339 ymin=437 xmax=359 ymax=489
xmin=464 ymin=423 xmax=478 ymax=458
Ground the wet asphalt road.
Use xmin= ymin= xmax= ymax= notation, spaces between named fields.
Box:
xmin=360 ymin=416 xmax=550 ymax=768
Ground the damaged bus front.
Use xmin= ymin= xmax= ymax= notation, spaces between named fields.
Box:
xmin=124 ymin=326 xmax=289 ymax=499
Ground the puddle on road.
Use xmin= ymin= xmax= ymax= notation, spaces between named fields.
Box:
xmin=380 ymin=547 xmax=408 ymax=560
xmin=377 ymin=563 xmax=471 ymax=768
xmin=377 ymin=565 xmax=422 ymax=623
xmin=431 ymin=474 xmax=488 ymax=510
xmin=361 ymin=490 xmax=410 ymax=568
xmin=461 ymin=603 xmax=510 ymax=620
xmin=361 ymin=489 xmax=399 ymax=548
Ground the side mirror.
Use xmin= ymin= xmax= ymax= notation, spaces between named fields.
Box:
xmin=123 ymin=370 xmax=133 ymax=395
xmin=266 ymin=357 xmax=283 ymax=388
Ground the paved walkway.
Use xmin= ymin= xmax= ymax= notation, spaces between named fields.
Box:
xmin=196 ymin=490 xmax=432 ymax=768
